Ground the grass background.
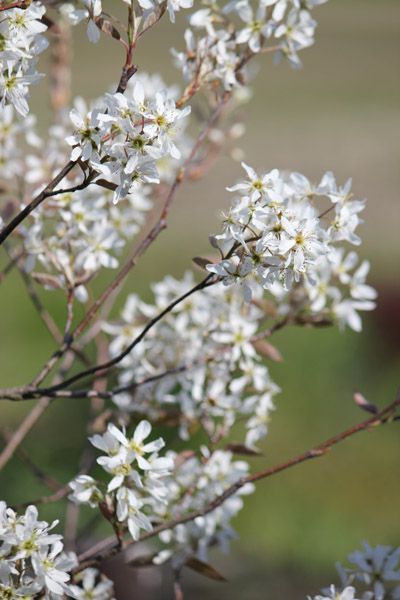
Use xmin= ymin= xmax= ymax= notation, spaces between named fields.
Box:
xmin=1 ymin=0 xmax=399 ymax=597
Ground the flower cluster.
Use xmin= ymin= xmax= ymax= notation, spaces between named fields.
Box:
xmin=69 ymin=421 xmax=173 ymax=541
xmin=66 ymin=80 xmax=190 ymax=203
xmin=0 ymin=2 xmax=48 ymax=117
xmin=6 ymin=70 xmax=192 ymax=301
xmin=0 ymin=502 xmax=75 ymax=597
xmin=0 ymin=502 xmax=115 ymax=598
xmin=172 ymin=0 xmax=327 ymax=93
xmin=207 ymin=165 xmax=377 ymax=331
xmin=337 ymin=543 xmax=400 ymax=600
xmin=104 ymin=271 xmax=280 ymax=447
xmin=154 ymin=448 xmax=254 ymax=567
xmin=308 ymin=544 xmax=400 ymax=600
xmin=22 ymin=181 xmax=152 ymax=303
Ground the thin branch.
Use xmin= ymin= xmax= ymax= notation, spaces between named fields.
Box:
xmin=0 ymin=160 xmax=77 ymax=247
xmin=0 ymin=397 xmax=51 ymax=470
xmin=1 ymin=310 xmax=320 ymax=402
xmin=15 ymin=484 xmax=72 ymax=510
xmin=0 ymin=247 xmax=25 ymax=284
xmin=16 ymin=261 xmax=63 ymax=343
xmin=30 ymin=274 xmax=216 ymax=396
xmin=0 ymin=1 xmax=31 ymax=10
xmin=1 ymin=242 xmax=91 ymax=382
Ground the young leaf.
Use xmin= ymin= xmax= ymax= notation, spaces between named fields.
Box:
xmin=192 ymin=256 xmax=211 ymax=271
xmin=185 ymin=557 xmax=227 ymax=582
xmin=226 ymin=443 xmax=262 ymax=456
xmin=353 ymin=391 xmax=378 ymax=415
xmin=252 ymin=339 xmax=283 ymax=362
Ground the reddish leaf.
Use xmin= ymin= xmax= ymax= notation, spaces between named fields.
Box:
xmin=185 ymin=557 xmax=227 ymax=582
xmin=192 ymin=256 xmax=211 ymax=271
xmin=252 ymin=339 xmax=283 ymax=362
xmin=95 ymin=16 xmax=121 ymax=40
xmin=226 ymin=442 xmax=262 ymax=456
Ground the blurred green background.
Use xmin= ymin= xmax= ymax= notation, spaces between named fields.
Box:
xmin=1 ymin=0 xmax=399 ymax=597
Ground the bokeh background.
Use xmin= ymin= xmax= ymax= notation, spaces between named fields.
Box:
xmin=1 ymin=0 xmax=399 ymax=597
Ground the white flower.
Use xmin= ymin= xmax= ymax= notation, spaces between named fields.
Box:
xmin=116 ymin=487 xmax=152 ymax=540
xmin=68 ymin=568 xmax=115 ymax=599
xmin=337 ymin=543 xmax=400 ymax=600
xmin=0 ymin=3 xmax=48 ymax=115
xmin=227 ymin=162 xmax=281 ymax=202
xmin=309 ymin=585 xmax=360 ymax=600
xmin=69 ymin=475 xmax=103 ymax=507
xmin=236 ymin=1 xmax=272 ymax=53
xmin=87 ymin=422 xmax=171 ymax=495
xmin=0 ymin=503 xmax=78 ymax=599
xmin=109 ymin=420 xmax=165 ymax=470
xmin=66 ymin=102 xmax=102 ymax=161
xmin=31 ymin=541 xmax=76 ymax=595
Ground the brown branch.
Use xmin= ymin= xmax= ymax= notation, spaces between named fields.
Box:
xmin=16 ymin=316 xmax=292 ymax=401
xmin=0 ymin=1 xmax=31 ymax=11
xmin=15 ymin=484 xmax=71 ymax=510
xmin=0 ymin=248 xmax=25 ymax=284
xmin=0 ymin=160 xmax=77 ymax=247
xmin=14 ymin=257 xmax=63 ymax=343
xmin=77 ymin=392 xmax=400 ymax=566
xmin=0 ymin=397 xmax=51 ymax=470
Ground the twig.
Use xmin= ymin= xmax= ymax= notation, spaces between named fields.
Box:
xmin=0 ymin=160 xmax=77 ymax=247
xmin=15 ymin=484 xmax=71 ymax=509
xmin=0 ymin=247 xmax=25 ymax=284
xmin=0 ymin=397 xmax=51 ymax=470
xmin=0 ymin=309 xmax=300 ymax=402
xmin=31 ymin=275 xmax=216 ymax=395
xmin=0 ymin=1 xmax=31 ymax=10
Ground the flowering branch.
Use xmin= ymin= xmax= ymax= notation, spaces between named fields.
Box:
xmin=0 ymin=2 xmax=394 ymax=598
xmin=77 ymin=391 xmax=400 ymax=566
xmin=21 ymin=90 xmax=232 ymax=392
